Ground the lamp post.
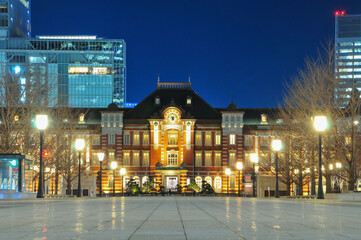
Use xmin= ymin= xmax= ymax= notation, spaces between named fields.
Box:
xmin=225 ymin=168 xmax=231 ymax=196
xmin=97 ymin=152 xmax=105 ymax=197
xmin=75 ymin=139 xmax=85 ymax=197
xmin=314 ymin=116 xmax=327 ymax=199
xmin=272 ymin=139 xmax=282 ymax=198
xmin=250 ymin=153 xmax=259 ymax=197
xmin=111 ymin=161 xmax=117 ymax=196
xmin=336 ymin=162 xmax=342 ymax=193
xmin=36 ymin=114 xmax=48 ymax=198
xmin=120 ymin=168 xmax=126 ymax=196
xmin=236 ymin=162 xmax=243 ymax=197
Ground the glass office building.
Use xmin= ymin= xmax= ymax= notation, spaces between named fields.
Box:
xmin=0 ymin=36 xmax=126 ymax=107
xmin=335 ymin=12 xmax=361 ymax=104
xmin=0 ymin=1 xmax=126 ymax=108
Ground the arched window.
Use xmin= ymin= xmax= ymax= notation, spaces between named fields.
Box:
xmin=142 ymin=176 xmax=148 ymax=185
xmin=195 ymin=176 xmax=202 ymax=188
xmin=215 ymin=176 xmax=222 ymax=189
xmin=205 ymin=176 xmax=212 ymax=186
xmin=230 ymin=175 xmax=236 ymax=188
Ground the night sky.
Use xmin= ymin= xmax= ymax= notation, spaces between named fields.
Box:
xmin=32 ymin=0 xmax=361 ymax=108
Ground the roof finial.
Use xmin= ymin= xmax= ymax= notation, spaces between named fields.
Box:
xmin=157 ymin=74 xmax=160 ymax=83
xmin=188 ymin=75 xmax=191 ymax=83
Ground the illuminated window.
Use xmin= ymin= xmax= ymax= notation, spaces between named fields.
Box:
xmin=155 ymin=97 xmax=160 ymax=105
xmin=187 ymin=96 xmax=192 ymax=105
xmin=205 ymin=152 xmax=212 ymax=166
xmin=168 ymin=134 xmax=177 ymax=145
xmin=14 ymin=115 xmax=19 ymax=122
xmin=133 ymin=133 xmax=140 ymax=145
xmin=167 ymin=152 xmax=178 ymax=166
xmin=143 ymin=152 xmax=149 ymax=166
xmin=123 ymin=132 xmax=130 ymax=145
xmin=196 ymin=152 xmax=202 ymax=166
xmin=69 ymin=67 xmax=89 ymax=75
xmin=215 ymin=177 xmax=222 ymax=189
xmin=261 ymin=114 xmax=268 ymax=124
xmin=79 ymin=113 xmax=85 ymax=123
xmin=229 ymin=134 xmax=236 ymax=145
xmin=215 ymin=133 xmax=221 ymax=145
xmin=244 ymin=135 xmax=253 ymax=146
xmin=205 ymin=133 xmax=211 ymax=146
xmin=205 ymin=176 xmax=212 ymax=186
xmin=123 ymin=152 xmax=130 ymax=165
xmin=196 ymin=133 xmax=202 ymax=146
xmin=260 ymin=136 xmax=269 ymax=146
xmin=195 ymin=176 xmax=202 ymax=188
xmin=215 ymin=152 xmax=221 ymax=166
xmin=92 ymin=135 xmax=100 ymax=145
xmin=108 ymin=151 xmax=115 ymax=162
xmin=143 ymin=133 xmax=149 ymax=145
xmin=229 ymin=152 xmax=236 ymax=166
xmin=133 ymin=152 xmax=139 ymax=166
xmin=108 ymin=134 xmax=115 ymax=145
xmin=345 ymin=137 xmax=351 ymax=145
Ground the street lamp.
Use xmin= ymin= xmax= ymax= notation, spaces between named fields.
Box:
xmin=272 ymin=139 xmax=282 ymax=198
xmin=225 ymin=168 xmax=231 ymax=196
xmin=236 ymin=162 xmax=243 ymax=197
xmin=250 ymin=153 xmax=259 ymax=197
xmin=97 ymin=152 xmax=105 ymax=197
xmin=314 ymin=116 xmax=327 ymax=199
xmin=120 ymin=168 xmax=126 ymax=196
xmin=36 ymin=114 xmax=48 ymax=198
xmin=75 ymin=139 xmax=85 ymax=197
xmin=111 ymin=161 xmax=117 ymax=196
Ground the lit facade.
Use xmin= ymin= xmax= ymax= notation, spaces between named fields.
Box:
xmin=0 ymin=0 xmax=31 ymax=38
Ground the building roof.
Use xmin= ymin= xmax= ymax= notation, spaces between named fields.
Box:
xmin=124 ymin=83 xmax=222 ymax=121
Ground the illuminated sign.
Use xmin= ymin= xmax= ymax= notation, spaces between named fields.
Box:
xmin=92 ymin=67 xmax=109 ymax=75
xmin=69 ymin=67 xmax=111 ymax=75
xmin=69 ymin=67 xmax=89 ymax=74
xmin=9 ymin=160 xmax=17 ymax=167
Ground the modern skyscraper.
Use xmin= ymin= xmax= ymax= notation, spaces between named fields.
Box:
xmin=0 ymin=0 xmax=31 ymax=38
xmin=0 ymin=0 xmax=126 ymax=108
xmin=335 ymin=11 xmax=361 ymax=103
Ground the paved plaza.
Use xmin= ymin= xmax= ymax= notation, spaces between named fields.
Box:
xmin=0 ymin=197 xmax=361 ymax=240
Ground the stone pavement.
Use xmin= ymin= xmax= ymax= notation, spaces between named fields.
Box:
xmin=0 ymin=196 xmax=360 ymax=240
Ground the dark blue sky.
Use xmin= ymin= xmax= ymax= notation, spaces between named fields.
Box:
xmin=33 ymin=0 xmax=361 ymax=108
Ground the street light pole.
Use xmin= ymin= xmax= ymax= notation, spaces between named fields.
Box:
xmin=97 ymin=152 xmax=104 ymax=197
xmin=75 ymin=139 xmax=85 ymax=197
xmin=236 ymin=162 xmax=243 ymax=197
xmin=37 ymin=130 xmax=44 ymax=198
xmin=272 ymin=139 xmax=282 ymax=198
xmin=120 ymin=168 xmax=126 ymax=197
xmin=250 ymin=153 xmax=259 ymax=198
xmin=225 ymin=168 xmax=231 ymax=196
xmin=111 ymin=161 xmax=118 ymax=197
xmin=314 ymin=116 xmax=327 ymax=200
xmin=36 ymin=114 xmax=48 ymax=199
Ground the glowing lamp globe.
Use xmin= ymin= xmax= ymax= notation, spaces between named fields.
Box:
xmin=111 ymin=161 xmax=117 ymax=170
xmin=75 ymin=139 xmax=85 ymax=151
xmin=120 ymin=168 xmax=126 ymax=175
xmin=314 ymin=116 xmax=327 ymax=132
xmin=36 ymin=114 xmax=48 ymax=130
xmin=97 ymin=152 xmax=105 ymax=162
xmin=236 ymin=162 xmax=243 ymax=170
xmin=250 ymin=153 xmax=259 ymax=163
xmin=272 ymin=139 xmax=282 ymax=151
xmin=225 ymin=168 xmax=231 ymax=176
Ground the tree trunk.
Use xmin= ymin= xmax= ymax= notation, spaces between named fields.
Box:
xmin=66 ymin=179 xmax=72 ymax=195
xmin=298 ymin=172 xmax=303 ymax=196
xmin=286 ymin=179 xmax=291 ymax=196
xmin=55 ymin=171 xmax=59 ymax=195
xmin=349 ymin=170 xmax=355 ymax=191
xmin=325 ymin=175 xmax=332 ymax=193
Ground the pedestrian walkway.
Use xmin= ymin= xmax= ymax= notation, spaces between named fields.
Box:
xmin=0 ymin=197 xmax=360 ymax=240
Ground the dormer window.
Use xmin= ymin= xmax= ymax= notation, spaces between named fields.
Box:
xmin=155 ymin=97 xmax=160 ymax=105
xmin=261 ymin=114 xmax=268 ymax=124
xmin=79 ymin=113 xmax=85 ymax=123
xmin=186 ymin=96 xmax=192 ymax=105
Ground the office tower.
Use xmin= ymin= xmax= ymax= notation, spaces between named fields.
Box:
xmin=335 ymin=11 xmax=361 ymax=103
xmin=0 ymin=0 xmax=31 ymax=38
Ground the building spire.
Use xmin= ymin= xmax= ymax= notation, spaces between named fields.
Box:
xmin=157 ymin=74 xmax=160 ymax=83
xmin=188 ymin=75 xmax=191 ymax=83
